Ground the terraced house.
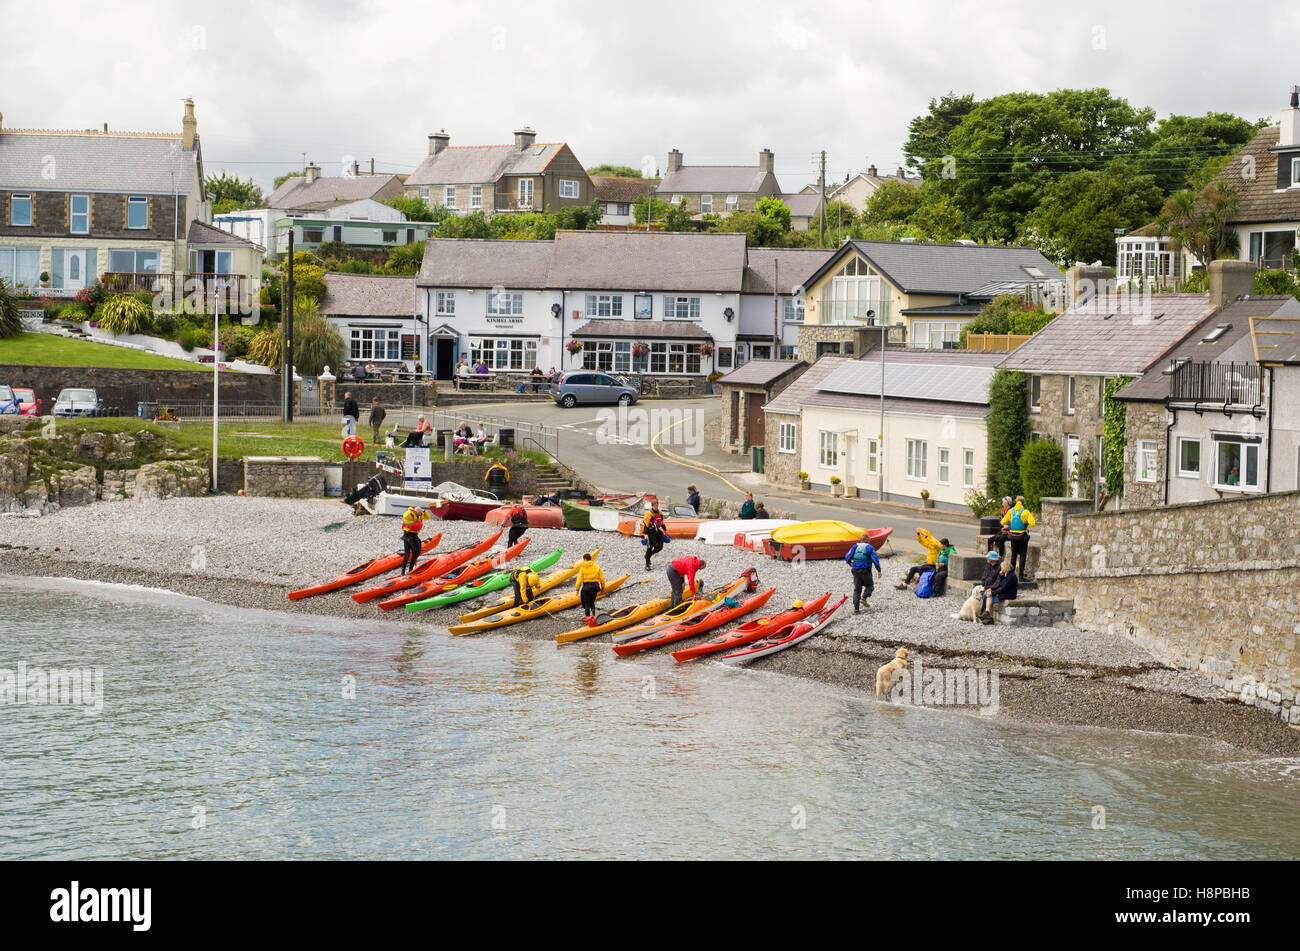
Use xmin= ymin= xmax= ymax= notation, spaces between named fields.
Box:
xmin=0 ymin=99 xmax=262 ymax=308
xmin=405 ymin=127 xmax=594 ymax=215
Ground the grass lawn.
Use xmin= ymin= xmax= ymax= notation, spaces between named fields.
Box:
xmin=0 ymin=332 xmax=207 ymax=371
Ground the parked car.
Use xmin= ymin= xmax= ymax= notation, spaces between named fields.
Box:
xmin=551 ymin=372 xmax=638 ymax=408
xmin=0 ymin=386 xmax=18 ymax=415
xmin=12 ymin=387 xmax=41 ymax=416
xmin=53 ymin=388 xmax=103 ymax=418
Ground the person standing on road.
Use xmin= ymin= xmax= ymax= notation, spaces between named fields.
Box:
xmin=368 ymin=397 xmax=386 ymax=446
xmin=399 ymin=505 xmax=430 ymax=574
xmin=642 ymin=503 xmax=667 ymax=571
xmin=667 ymin=555 xmax=705 ymax=608
xmin=845 ymin=533 xmax=882 ymax=614
xmin=1001 ymin=495 xmax=1036 ymax=581
xmin=342 ymin=391 xmax=360 ymax=437
xmin=574 ymin=552 xmax=606 ymax=621
xmin=686 ymin=485 xmax=701 ymax=513
xmin=507 ymin=504 xmax=529 ymax=547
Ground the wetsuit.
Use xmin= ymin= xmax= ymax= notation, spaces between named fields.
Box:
xmin=400 ymin=507 xmax=425 ymax=574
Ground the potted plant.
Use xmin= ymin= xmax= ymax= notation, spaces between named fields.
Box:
xmin=798 ymin=471 xmax=810 ymax=490
xmin=830 ymin=475 xmax=844 ymax=497
xmin=920 ymin=488 xmax=934 ymax=509
xmin=39 ymin=272 xmax=50 ymax=288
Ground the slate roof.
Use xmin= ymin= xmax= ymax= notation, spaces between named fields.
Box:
xmin=1253 ymin=314 xmax=1300 ymax=363
xmin=781 ymin=193 xmax=823 ymax=218
xmin=819 ymin=360 xmax=993 ymax=405
xmin=416 ymin=239 xmax=554 ymax=288
xmin=829 ymin=170 xmax=921 ymax=199
xmin=742 ymin=248 xmax=835 ymax=294
xmin=592 ymin=176 xmax=659 ymax=203
xmin=999 ymin=294 xmax=1216 ymax=375
xmin=187 ymin=220 xmax=262 ymax=248
xmin=406 ymin=142 xmax=570 ymax=187
xmin=0 ymin=129 xmax=198 ymax=194
xmin=805 ymin=240 xmax=1064 ymax=296
xmin=899 ymin=303 xmax=985 ymax=317
xmin=267 ymin=174 xmax=403 ymax=210
xmin=1213 ymin=126 xmax=1300 ymax=225
xmin=717 ymin=359 xmax=808 ymax=388
xmin=571 ymin=319 xmax=712 ymax=340
xmin=320 ymin=273 xmax=415 ymax=318
xmin=657 ymin=166 xmax=773 ymax=194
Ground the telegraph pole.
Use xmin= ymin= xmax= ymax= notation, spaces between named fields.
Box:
xmin=818 ymin=150 xmax=827 ymax=247
xmin=282 ymin=229 xmax=295 ymax=422
xmin=771 ymin=258 xmax=780 ymax=353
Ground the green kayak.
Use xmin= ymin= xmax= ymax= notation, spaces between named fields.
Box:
xmin=405 ymin=549 xmax=562 ymax=611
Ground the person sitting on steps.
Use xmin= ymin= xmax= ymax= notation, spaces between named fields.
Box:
xmin=979 ymin=560 xmax=1019 ymax=624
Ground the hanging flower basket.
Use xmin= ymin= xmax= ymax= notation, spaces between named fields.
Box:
xmin=698 ymin=342 xmax=715 ymax=358
xmin=565 ymin=340 xmax=583 ymax=355
xmin=631 ymin=342 xmax=650 ymax=358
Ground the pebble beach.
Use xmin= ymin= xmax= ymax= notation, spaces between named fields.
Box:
xmin=2 ymin=496 xmax=1297 ymax=758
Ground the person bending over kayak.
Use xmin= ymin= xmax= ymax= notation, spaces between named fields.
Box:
xmin=642 ymin=503 xmax=667 ymax=571
xmin=507 ymin=505 xmax=529 ymax=547
xmin=399 ymin=506 xmax=430 ymax=574
xmin=574 ymin=553 xmax=606 ymax=621
xmin=845 ymin=533 xmax=882 ymax=614
xmin=1001 ymin=495 xmax=1036 ymax=582
xmin=667 ymin=555 xmax=705 ymax=608
xmin=510 ymin=566 xmax=541 ymax=607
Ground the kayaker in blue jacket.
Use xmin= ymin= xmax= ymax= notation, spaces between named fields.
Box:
xmin=845 ymin=533 xmax=882 ymax=614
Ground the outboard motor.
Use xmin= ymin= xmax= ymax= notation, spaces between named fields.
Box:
xmin=344 ymin=473 xmax=387 ymax=505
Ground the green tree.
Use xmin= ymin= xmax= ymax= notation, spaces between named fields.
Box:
xmin=1023 ymin=159 xmax=1164 ymax=265
xmin=553 ymin=198 xmax=607 ymax=232
xmin=861 ymin=179 xmax=922 ymax=224
xmin=206 ymin=171 xmax=264 ymax=214
xmin=1142 ymin=112 xmax=1266 ymax=193
xmin=823 ymin=200 xmax=858 ymax=230
xmin=632 ymin=194 xmax=672 ymax=225
xmin=903 ymin=92 xmax=976 ymax=172
xmin=384 ymin=242 xmax=425 ymax=275
xmin=1019 ymin=438 xmax=1065 ymax=512
xmin=587 ymin=164 xmax=643 ymax=178
xmin=662 ymin=200 xmax=696 ymax=232
xmin=272 ymin=171 xmax=299 ymax=190
xmin=384 ymin=195 xmax=437 ymax=222
xmin=906 ymin=187 xmax=965 ymax=241
xmin=290 ymin=298 xmax=346 ymax=377
xmin=755 ymin=196 xmax=792 ymax=231
xmin=1154 ymin=180 xmax=1239 ymax=267
xmin=985 ymin=369 xmax=1030 ymax=499
xmin=0 ymin=277 xmax=21 ymax=338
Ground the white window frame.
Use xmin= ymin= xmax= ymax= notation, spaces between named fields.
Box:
xmin=558 ymin=179 xmax=579 ymax=199
xmin=783 ymin=297 xmax=804 ymax=322
xmin=1066 ymin=376 xmax=1076 ymax=415
xmin=1030 ymin=375 xmax=1042 ymax=413
xmin=778 ymin=345 xmax=796 ymax=360
xmin=700 ymin=194 xmax=712 ymax=214
xmin=1292 ymin=157 xmax=1300 ymax=188
xmin=418 ymin=186 xmax=429 ymax=201
xmin=585 ymin=294 xmax=623 ymax=317
xmin=486 ymin=292 xmax=524 ymax=316
xmin=671 ymin=194 xmax=682 ymax=205
xmin=69 ymin=194 xmax=89 ymax=234
xmin=867 ymin=438 xmax=878 ymax=475
xmin=444 ymin=186 xmax=457 ymax=210
xmin=10 ymin=194 xmax=32 ymax=227
xmin=646 ymin=341 xmax=702 ymax=374
xmin=778 ymin=421 xmax=796 ymax=454
xmin=725 ymin=195 xmax=739 ymax=211
xmin=471 ymin=185 xmax=482 ymax=209
xmin=0 ymin=246 xmax=41 ymax=288
xmin=518 ymin=179 xmax=534 ymax=207
xmin=663 ymin=295 xmax=701 ymax=320
xmin=938 ymin=447 xmax=950 ymax=485
xmin=818 ymin=431 xmax=838 ymax=469
xmin=963 ymin=448 xmax=976 ymax=488
xmin=1136 ymin=439 xmax=1158 ymax=484
xmin=1212 ymin=439 xmax=1261 ymax=491
xmin=349 ymin=327 xmax=402 ymax=362
xmin=1176 ymin=437 xmax=1201 ymax=478
xmin=905 ymin=438 xmax=928 ymax=481
xmin=435 ymin=291 xmax=455 ymax=316
xmin=472 ymin=337 xmax=538 ymax=371
xmin=127 ymin=196 xmax=148 ymax=229
xmin=581 ymin=340 xmax=632 ymax=373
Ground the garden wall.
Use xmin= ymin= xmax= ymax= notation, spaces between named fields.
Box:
xmin=0 ymin=365 xmax=284 ymax=417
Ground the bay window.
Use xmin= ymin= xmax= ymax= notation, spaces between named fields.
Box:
xmin=582 ymin=340 xmax=632 ymax=373
xmin=470 ymin=337 xmax=537 ymax=371
xmin=648 ymin=341 xmax=703 ymax=374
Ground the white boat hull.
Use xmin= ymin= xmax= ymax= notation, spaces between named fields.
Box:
xmin=694 ymin=519 xmax=796 ymax=545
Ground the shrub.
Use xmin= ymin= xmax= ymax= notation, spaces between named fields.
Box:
xmin=97 ymin=295 xmax=154 ymax=336
xmin=152 ymin=312 xmax=179 ymax=338
xmin=797 ymin=471 xmax=809 ymax=481
xmin=0 ymin=278 xmax=21 ymax=338
xmin=286 ymin=262 xmax=326 ymax=303
xmin=919 ymin=488 xmax=930 ymax=499
xmin=830 ymin=476 xmax=842 ymax=485
xmin=290 ymin=297 xmax=345 ymax=376
xmin=177 ymin=327 xmax=204 ymax=352
xmin=248 ymin=326 xmax=282 ymax=368
xmin=1018 ymin=438 xmax=1065 ymax=512
xmin=964 ymin=488 xmax=1001 ymax=518
xmin=986 ymin=369 xmax=1029 ymax=499
xmin=218 ymin=324 xmax=257 ymax=359
xmin=58 ymin=302 xmax=91 ymax=322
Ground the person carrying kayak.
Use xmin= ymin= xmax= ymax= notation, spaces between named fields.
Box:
xmin=510 ymin=565 xmax=541 ymax=607
xmin=642 ymin=502 xmax=667 ymax=571
xmin=738 ymin=493 xmax=757 ymax=519
xmin=845 ymin=533 xmax=882 ymax=614
xmin=399 ymin=505 xmax=430 ymax=574
xmin=1001 ymin=495 xmax=1036 ymax=582
xmin=574 ymin=552 xmax=606 ymax=621
xmin=507 ymin=504 xmax=529 ymax=547
xmin=485 ymin=461 xmax=510 ymax=495
xmin=667 ymin=555 xmax=705 ymax=608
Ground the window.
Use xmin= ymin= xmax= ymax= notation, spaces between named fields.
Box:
xmin=1213 ymin=438 xmax=1260 ymax=490
xmin=717 ymin=347 xmax=733 ymax=369
xmin=1030 ymin=375 xmax=1042 ymax=412
xmin=69 ymin=195 xmax=89 ymax=234
xmin=778 ymin=345 xmax=796 ymax=360
xmin=214 ymin=250 xmax=233 ymax=275
xmin=1066 ymin=376 xmax=1076 ymax=414
xmin=350 ymin=327 xmax=402 ymax=361
xmin=435 ymin=291 xmax=455 ymax=315
xmin=471 ymin=337 xmax=538 ymax=370
xmin=107 ymin=249 xmax=159 ymax=273
xmin=819 ymin=431 xmax=838 ymax=468
xmin=10 ymin=194 xmax=32 ymax=227
xmin=906 ymin=439 xmax=928 ymax=480
xmin=671 ymin=194 xmax=682 ymax=205
xmin=1177 ymin=437 xmax=1201 ymax=478
xmin=486 ymin=292 xmax=524 ymax=316
xmin=663 ymin=296 xmax=701 ymax=319
xmin=1248 ymin=229 xmax=1297 ymax=270
xmin=616 ymin=202 xmax=630 ymax=216
xmin=582 ymin=340 xmax=632 ymax=373
xmin=559 ymin=179 xmax=580 ymax=199
xmin=783 ymin=297 xmax=804 ymax=322
xmin=585 ymin=294 xmax=623 ymax=317
xmin=700 ymin=194 xmax=712 ymax=214
xmin=303 ymin=228 xmax=324 ymax=243
xmin=938 ymin=447 xmax=950 ymax=484
xmin=418 ymin=187 xmax=429 ymax=200
xmin=963 ymin=448 xmax=975 ymax=488
xmin=0 ymin=247 xmax=40 ymax=288
xmin=913 ymin=320 xmax=964 ymax=349
xmin=779 ymin=422 xmax=796 ymax=453
xmin=444 ymin=186 xmax=456 ymax=209
xmin=1136 ymin=439 xmax=1158 ymax=483
xmin=725 ymin=195 xmax=739 ymax=211
xmin=648 ymin=341 xmax=702 ymax=374
xmin=331 ymin=225 xmax=343 ymax=242
xmin=471 ymin=185 xmax=482 ymax=209
xmin=518 ymin=179 xmax=534 ymax=207
xmin=127 ymin=196 xmax=148 ymax=229
xmin=816 ymin=341 xmax=842 ymax=357
xmin=867 ymin=439 xmax=878 ymax=475
xmin=383 ymin=230 xmax=397 ymax=242
xmin=1292 ymin=157 xmax=1300 ymax=187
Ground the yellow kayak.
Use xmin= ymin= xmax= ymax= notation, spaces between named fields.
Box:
xmin=448 ymin=575 xmax=632 ymax=636
xmin=770 ymin=519 xmax=866 ymax=545
xmin=555 ymin=595 xmax=674 ymax=645
xmin=607 ymin=571 xmax=757 ymax=645
xmin=456 ymin=548 xmax=601 ymax=623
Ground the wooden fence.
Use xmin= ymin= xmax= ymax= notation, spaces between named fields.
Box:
xmin=965 ymin=333 xmax=1033 ymax=351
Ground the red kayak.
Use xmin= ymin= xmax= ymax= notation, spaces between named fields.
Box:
xmin=613 ymin=587 xmax=776 ymax=656
xmin=350 ymin=530 xmax=502 ymax=604
xmin=483 ymin=505 xmax=565 ymax=529
xmin=377 ymin=537 xmax=530 ymax=611
xmin=429 ymin=499 xmax=499 ymax=521
xmin=670 ymin=592 xmax=831 ymax=662
xmin=719 ymin=595 xmax=848 ymax=665
xmin=288 ymin=533 xmax=443 ymax=601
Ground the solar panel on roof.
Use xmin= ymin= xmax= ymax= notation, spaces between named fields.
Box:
xmin=817 ymin=361 xmax=993 ymax=404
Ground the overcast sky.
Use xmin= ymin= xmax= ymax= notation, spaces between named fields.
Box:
xmin=4 ymin=0 xmax=1297 ymax=193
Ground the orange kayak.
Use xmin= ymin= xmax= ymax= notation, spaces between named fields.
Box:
xmin=378 ymin=537 xmax=529 ymax=611
xmin=288 ymin=533 xmax=442 ymax=601
xmin=608 ymin=569 xmax=760 ymax=644
xmin=613 ymin=587 xmax=776 ymax=656
xmin=483 ymin=505 xmax=565 ymax=528
xmin=350 ymin=531 xmax=500 ymax=604
xmin=671 ymin=592 xmax=831 ymax=662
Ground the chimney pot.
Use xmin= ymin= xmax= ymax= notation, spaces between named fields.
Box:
xmin=759 ymin=148 xmax=775 ymax=175
xmin=667 ymin=149 xmax=683 ymax=174
xmin=1209 ymin=259 xmax=1256 ymax=310
xmin=304 ymin=163 xmax=321 ymax=184
xmin=514 ymin=126 xmax=536 ymax=150
xmin=428 ymin=130 xmax=449 ymax=156
xmin=181 ymin=97 xmax=197 ymax=150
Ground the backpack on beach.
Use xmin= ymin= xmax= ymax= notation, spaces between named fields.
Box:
xmin=914 ymin=570 xmax=935 ymax=599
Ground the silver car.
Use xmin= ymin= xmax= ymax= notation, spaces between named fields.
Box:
xmin=53 ymin=387 xmax=102 ymax=417
xmin=551 ymin=371 xmax=638 ymax=408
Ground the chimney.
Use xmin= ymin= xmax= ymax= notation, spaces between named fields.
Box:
xmin=514 ymin=126 xmax=536 ymax=150
xmin=1280 ymin=85 xmax=1300 ymax=149
xmin=1066 ymin=264 xmax=1114 ymax=307
xmin=304 ymin=163 xmax=321 ymax=184
xmin=350 ymin=160 xmax=360 ymax=177
xmin=867 ymin=164 xmax=878 ymax=177
xmin=182 ymin=98 xmax=197 ymax=149
xmin=0 ymin=112 xmax=4 ymax=133
xmin=759 ymin=148 xmax=775 ymax=175
xmin=667 ymin=149 xmax=683 ymax=173
xmin=1209 ymin=259 xmax=1256 ymax=309
xmin=896 ymin=167 xmax=905 ymax=179
xmin=428 ymin=130 xmax=449 ymax=156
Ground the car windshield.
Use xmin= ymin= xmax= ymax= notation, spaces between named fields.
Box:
xmin=0 ymin=386 xmax=13 ymax=401
xmin=13 ymin=389 xmax=34 ymax=400
xmin=61 ymin=389 xmax=96 ymax=401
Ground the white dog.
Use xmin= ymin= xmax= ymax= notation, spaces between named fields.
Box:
xmin=875 ymin=648 xmax=909 ymax=699
xmin=952 ymin=585 xmax=984 ymax=623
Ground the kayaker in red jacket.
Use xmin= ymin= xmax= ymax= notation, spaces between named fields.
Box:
xmin=667 ymin=555 xmax=706 ymax=608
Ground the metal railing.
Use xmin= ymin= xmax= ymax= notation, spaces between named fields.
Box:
xmin=815 ymin=298 xmax=893 ymax=325
xmin=1169 ymin=361 xmax=1262 ymax=405
xmin=136 ymin=400 xmax=332 ymax=420
xmin=423 ymin=411 xmax=560 ymax=457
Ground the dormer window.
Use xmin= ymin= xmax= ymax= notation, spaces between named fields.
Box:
xmin=1202 ymin=324 xmax=1231 ymax=343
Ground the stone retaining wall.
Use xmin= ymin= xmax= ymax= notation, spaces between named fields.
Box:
xmin=244 ymin=456 xmax=326 ymax=498
xmin=996 ymin=596 xmax=1074 ymax=627
xmin=0 ymin=364 xmax=283 ymax=417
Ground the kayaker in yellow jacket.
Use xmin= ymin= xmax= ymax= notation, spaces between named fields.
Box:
xmin=399 ymin=506 xmax=430 ymax=574
xmin=574 ymin=553 xmax=606 ymax=621
xmin=1001 ymin=496 xmax=1036 ymax=581
xmin=510 ymin=566 xmax=541 ymax=606
xmin=895 ymin=528 xmax=945 ymax=591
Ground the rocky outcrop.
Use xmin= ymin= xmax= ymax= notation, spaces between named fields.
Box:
xmin=134 ymin=461 xmax=209 ymax=501
xmin=0 ymin=438 xmax=30 ymax=513
xmin=55 ymin=466 xmax=100 ymax=507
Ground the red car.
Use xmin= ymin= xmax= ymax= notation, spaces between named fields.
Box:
xmin=12 ymin=387 xmax=41 ymax=416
